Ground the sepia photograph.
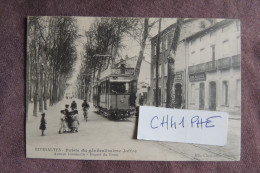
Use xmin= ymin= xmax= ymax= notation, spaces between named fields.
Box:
xmin=26 ymin=16 xmax=241 ymax=161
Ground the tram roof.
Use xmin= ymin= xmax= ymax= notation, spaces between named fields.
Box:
xmin=99 ymin=67 xmax=135 ymax=81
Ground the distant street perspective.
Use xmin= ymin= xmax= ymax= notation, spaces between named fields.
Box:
xmin=26 ymin=16 xmax=241 ymax=161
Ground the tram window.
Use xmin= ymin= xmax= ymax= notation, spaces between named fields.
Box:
xmin=103 ymin=82 xmax=106 ymax=93
xmin=110 ymin=82 xmax=127 ymax=94
xmin=101 ymin=83 xmax=105 ymax=93
xmin=106 ymin=81 xmax=109 ymax=93
xmin=129 ymin=82 xmax=133 ymax=92
xmin=125 ymin=83 xmax=129 ymax=93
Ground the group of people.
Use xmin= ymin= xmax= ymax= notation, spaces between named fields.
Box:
xmin=58 ymin=100 xmax=90 ymax=134
xmin=59 ymin=102 xmax=79 ymax=134
xmin=39 ymin=100 xmax=90 ymax=136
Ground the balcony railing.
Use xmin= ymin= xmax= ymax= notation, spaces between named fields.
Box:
xmin=188 ymin=54 xmax=240 ymax=74
xmin=205 ymin=61 xmax=217 ymax=72
xmin=218 ymin=57 xmax=231 ymax=70
xmin=188 ymin=65 xmax=196 ymax=74
xmin=232 ymin=54 xmax=241 ymax=68
xmin=196 ymin=63 xmax=206 ymax=73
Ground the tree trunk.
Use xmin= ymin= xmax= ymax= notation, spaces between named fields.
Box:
xmin=54 ymin=73 xmax=57 ymax=104
xmin=33 ymin=62 xmax=39 ymax=116
xmin=111 ymin=24 xmax=121 ymax=67
xmin=49 ymin=75 xmax=52 ymax=106
xmin=166 ymin=19 xmax=184 ymax=108
xmin=132 ymin=18 xmax=149 ymax=108
xmin=29 ymin=57 xmax=33 ymax=101
xmin=52 ymin=71 xmax=56 ymax=105
xmin=88 ymin=76 xmax=93 ymax=102
xmin=39 ymin=65 xmax=43 ymax=112
xmin=156 ymin=19 xmax=162 ymax=107
xmin=134 ymin=18 xmax=149 ymax=84
xmin=88 ymin=68 xmax=96 ymax=102
xmin=44 ymin=71 xmax=47 ymax=110
xmin=33 ymin=24 xmax=39 ymax=117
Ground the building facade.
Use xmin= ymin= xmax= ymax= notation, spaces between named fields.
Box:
xmin=186 ymin=20 xmax=241 ymax=113
xmin=150 ymin=19 xmax=241 ymax=113
xmin=149 ymin=19 xmax=214 ymax=108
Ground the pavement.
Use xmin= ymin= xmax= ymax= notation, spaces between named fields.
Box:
xmin=26 ymin=98 xmax=241 ymax=161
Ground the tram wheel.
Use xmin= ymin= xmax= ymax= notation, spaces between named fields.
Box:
xmin=107 ymin=112 xmax=119 ymax=121
xmin=108 ymin=114 xmax=112 ymax=120
xmin=114 ymin=116 xmax=121 ymax=121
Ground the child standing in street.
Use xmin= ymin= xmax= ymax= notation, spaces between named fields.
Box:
xmin=39 ymin=113 xmax=47 ymax=136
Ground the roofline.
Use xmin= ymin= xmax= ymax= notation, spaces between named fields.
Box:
xmin=126 ymin=56 xmax=151 ymax=64
xmin=150 ymin=18 xmax=196 ymax=42
xmin=182 ymin=19 xmax=237 ymax=42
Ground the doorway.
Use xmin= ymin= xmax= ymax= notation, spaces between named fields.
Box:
xmin=175 ymin=83 xmax=182 ymax=108
xmin=199 ymin=83 xmax=205 ymax=110
xmin=209 ymin=82 xmax=216 ymax=111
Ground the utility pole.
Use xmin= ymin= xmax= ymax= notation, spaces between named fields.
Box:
xmin=155 ymin=18 xmax=162 ymax=107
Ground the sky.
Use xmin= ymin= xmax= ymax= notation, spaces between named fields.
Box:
xmin=67 ymin=17 xmax=177 ymax=92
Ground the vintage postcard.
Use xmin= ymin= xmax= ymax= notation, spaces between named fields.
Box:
xmin=26 ymin=16 xmax=241 ymax=161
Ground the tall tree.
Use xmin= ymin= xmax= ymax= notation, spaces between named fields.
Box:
xmin=47 ymin=17 xmax=78 ymax=105
xmin=79 ymin=17 xmax=138 ymax=100
xmin=134 ymin=18 xmax=149 ymax=84
xmin=27 ymin=17 xmax=43 ymax=117
xmin=129 ymin=18 xmax=159 ymax=107
xmin=26 ymin=16 xmax=78 ymax=119
xmin=166 ymin=19 xmax=184 ymax=108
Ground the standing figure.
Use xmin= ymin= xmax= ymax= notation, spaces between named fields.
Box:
xmin=129 ymin=92 xmax=137 ymax=107
xmin=59 ymin=110 xmax=68 ymax=134
xmin=64 ymin=104 xmax=72 ymax=131
xmin=39 ymin=113 xmax=47 ymax=136
xmin=139 ymin=95 xmax=144 ymax=106
xmin=82 ymin=100 xmax=90 ymax=120
xmin=71 ymin=110 xmax=79 ymax=133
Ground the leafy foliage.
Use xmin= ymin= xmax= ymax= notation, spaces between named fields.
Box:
xmin=27 ymin=16 xmax=79 ymax=118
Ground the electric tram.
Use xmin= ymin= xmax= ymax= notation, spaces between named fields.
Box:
xmin=93 ymin=65 xmax=137 ymax=120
